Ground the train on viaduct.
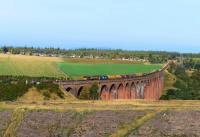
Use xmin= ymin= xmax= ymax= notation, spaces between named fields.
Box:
xmin=57 ymin=61 xmax=174 ymax=100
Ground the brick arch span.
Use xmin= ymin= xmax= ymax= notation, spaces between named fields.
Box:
xmin=77 ymin=86 xmax=83 ymax=97
xmin=65 ymin=86 xmax=76 ymax=96
xmin=117 ymin=83 xmax=124 ymax=99
xmin=125 ymin=83 xmax=131 ymax=99
xmin=144 ymin=80 xmax=151 ymax=100
xmin=140 ymin=81 xmax=146 ymax=99
xmin=66 ymin=87 xmax=73 ymax=92
xmin=100 ymin=85 xmax=109 ymax=100
xmin=130 ymin=82 xmax=137 ymax=99
xmin=109 ymin=84 xmax=117 ymax=99
xmin=135 ymin=81 xmax=141 ymax=99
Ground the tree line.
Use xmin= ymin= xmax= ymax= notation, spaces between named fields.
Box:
xmin=0 ymin=46 xmax=187 ymax=63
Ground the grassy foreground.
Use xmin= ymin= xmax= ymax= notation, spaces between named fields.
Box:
xmin=1 ymin=99 xmax=200 ymax=112
xmin=0 ymin=100 xmax=200 ymax=137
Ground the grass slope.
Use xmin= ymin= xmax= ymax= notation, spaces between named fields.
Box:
xmin=0 ymin=54 xmax=66 ymax=78
xmin=164 ymin=70 xmax=177 ymax=90
xmin=17 ymin=87 xmax=77 ymax=102
xmin=57 ymin=62 xmax=161 ymax=76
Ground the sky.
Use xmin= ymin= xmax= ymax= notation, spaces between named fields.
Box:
xmin=0 ymin=0 xmax=200 ymax=53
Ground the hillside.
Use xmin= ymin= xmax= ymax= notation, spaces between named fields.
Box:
xmin=164 ymin=70 xmax=177 ymax=90
xmin=17 ymin=87 xmax=77 ymax=102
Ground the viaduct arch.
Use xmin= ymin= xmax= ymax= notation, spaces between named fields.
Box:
xmin=57 ymin=61 xmax=174 ymax=100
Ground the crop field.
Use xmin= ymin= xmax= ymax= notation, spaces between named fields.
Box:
xmin=0 ymin=54 xmax=161 ymax=78
xmin=57 ymin=63 xmax=161 ymax=76
xmin=0 ymin=54 xmax=65 ymax=78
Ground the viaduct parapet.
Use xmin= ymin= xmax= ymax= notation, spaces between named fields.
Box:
xmin=57 ymin=61 xmax=174 ymax=100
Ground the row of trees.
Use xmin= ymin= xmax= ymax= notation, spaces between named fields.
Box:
xmin=2 ymin=46 xmax=200 ymax=64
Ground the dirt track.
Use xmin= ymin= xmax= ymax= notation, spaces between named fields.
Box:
xmin=0 ymin=110 xmax=12 ymax=136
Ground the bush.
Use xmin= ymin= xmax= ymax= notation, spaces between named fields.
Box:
xmin=43 ymin=91 xmax=51 ymax=100
xmin=36 ymin=82 xmax=64 ymax=98
xmin=78 ymin=86 xmax=90 ymax=100
xmin=57 ymin=90 xmax=65 ymax=99
xmin=78 ymin=83 xmax=100 ymax=100
xmin=0 ymin=77 xmax=31 ymax=101
xmin=89 ymin=83 xmax=99 ymax=100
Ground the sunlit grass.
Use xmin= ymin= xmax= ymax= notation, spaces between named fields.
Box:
xmin=0 ymin=54 xmax=66 ymax=78
xmin=0 ymin=100 xmax=200 ymax=112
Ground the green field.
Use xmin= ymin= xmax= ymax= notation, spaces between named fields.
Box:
xmin=0 ymin=54 xmax=161 ymax=78
xmin=57 ymin=62 xmax=161 ymax=76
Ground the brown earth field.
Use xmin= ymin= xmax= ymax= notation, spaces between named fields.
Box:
xmin=0 ymin=100 xmax=200 ymax=137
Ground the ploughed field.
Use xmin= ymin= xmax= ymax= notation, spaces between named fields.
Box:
xmin=0 ymin=100 xmax=200 ymax=137
xmin=0 ymin=54 xmax=161 ymax=78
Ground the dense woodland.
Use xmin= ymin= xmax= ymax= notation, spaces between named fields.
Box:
xmin=161 ymin=65 xmax=200 ymax=100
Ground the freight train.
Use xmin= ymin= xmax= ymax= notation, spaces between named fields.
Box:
xmin=83 ymin=73 xmax=144 ymax=80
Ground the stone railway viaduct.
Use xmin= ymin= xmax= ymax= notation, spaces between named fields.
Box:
xmin=57 ymin=61 xmax=173 ymax=100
